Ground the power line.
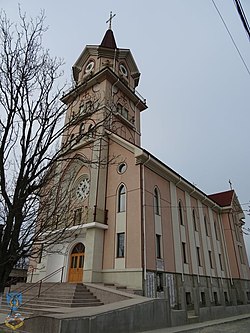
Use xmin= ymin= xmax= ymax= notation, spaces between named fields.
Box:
xmin=233 ymin=0 xmax=250 ymax=40
xmin=212 ymin=0 xmax=250 ymax=76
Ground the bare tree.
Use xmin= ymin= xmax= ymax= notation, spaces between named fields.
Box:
xmin=0 ymin=8 xmax=114 ymax=299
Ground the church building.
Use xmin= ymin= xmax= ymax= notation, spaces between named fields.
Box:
xmin=30 ymin=22 xmax=250 ymax=309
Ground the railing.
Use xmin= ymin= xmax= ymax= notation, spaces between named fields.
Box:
xmin=5 ymin=276 xmax=24 ymax=291
xmin=8 ymin=266 xmax=65 ymax=309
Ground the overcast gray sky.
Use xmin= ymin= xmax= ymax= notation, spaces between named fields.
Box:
xmin=2 ymin=1 xmax=250 ymax=256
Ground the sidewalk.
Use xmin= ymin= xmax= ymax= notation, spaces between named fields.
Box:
xmin=140 ymin=313 xmax=250 ymax=332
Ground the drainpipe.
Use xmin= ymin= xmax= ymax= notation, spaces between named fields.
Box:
xmin=228 ymin=211 xmax=241 ymax=280
xmin=110 ymin=78 xmax=120 ymax=127
xmin=175 ymin=177 xmax=185 ymax=283
xmin=112 ymin=78 xmax=120 ymax=97
xmin=176 ymin=177 xmax=182 ymax=187
xmin=142 ymin=154 xmax=151 ymax=288
xmin=224 ymin=230 xmax=234 ymax=285
xmin=218 ymin=211 xmax=233 ymax=288
xmin=189 ymin=187 xmax=200 ymax=284
xmin=112 ymin=48 xmax=117 ymax=72
xmin=133 ymin=96 xmax=145 ymax=142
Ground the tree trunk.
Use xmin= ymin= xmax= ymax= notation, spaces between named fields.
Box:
xmin=0 ymin=264 xmax=13 ymax=297
xmin=0 ymin=282 xmax=5 ymax=309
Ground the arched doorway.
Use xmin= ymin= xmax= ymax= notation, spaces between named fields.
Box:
xmin=68 ymin=243 xmax=85 ymax=283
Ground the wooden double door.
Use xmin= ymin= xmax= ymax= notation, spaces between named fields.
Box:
xmin=68 ymin=243 xmax=85 ymax=283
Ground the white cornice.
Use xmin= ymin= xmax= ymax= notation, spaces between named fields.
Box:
xmin=106 ymin=130 xmax=138 ymax=153
xmin=84 ymin=222 xmax=108 ymax=230
xmin=135 ymin=149 xmax=222 ymax=212
xmin=61 ymin=68 xmax=147 ymax=111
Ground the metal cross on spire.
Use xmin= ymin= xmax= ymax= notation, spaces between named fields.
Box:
xmin=229 ymin=179 xmax=233 ymax=190
xmin=106 ymin=11 xmax=116 ymax=30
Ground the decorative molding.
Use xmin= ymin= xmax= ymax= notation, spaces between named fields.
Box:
xmin=84 ymin=222 xmax=108 ymax=230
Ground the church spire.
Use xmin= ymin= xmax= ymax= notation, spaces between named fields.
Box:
xmin=100 ymin=12 xmax=117 ymax=49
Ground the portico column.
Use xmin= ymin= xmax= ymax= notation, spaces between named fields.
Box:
xmin=83 ymin=223 xmax=108 ymax=283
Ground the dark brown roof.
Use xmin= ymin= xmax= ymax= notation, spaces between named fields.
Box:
xmin=100 ymin=29 xmax=117 ymax=49
xmin=208 ymin=190 xmax=234 ymax=207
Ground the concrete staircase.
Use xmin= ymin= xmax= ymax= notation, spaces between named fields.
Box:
xmin=1 ymin=283 xmax=103 ymax=316
xmin=102 ymin=282 xmax=142 ymax=295
xmin=187 ymin=310 xmax=199 ymax=324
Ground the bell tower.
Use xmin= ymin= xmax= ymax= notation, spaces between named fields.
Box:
xmin=60 ymin=19 xmax=147 ymax=283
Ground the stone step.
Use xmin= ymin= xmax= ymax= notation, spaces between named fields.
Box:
xmin=7 ymin=283 xmax=88 ymax=293
xmin=0 ymin=308 xmax=33 ymax=317
xmin=187 ymin=316 xmax=199 ymax=325
xmin=99 ymin=282 xmax=138 ymax=295
xmin=70 ymin=301 xmax=103 ymax=307
xmin=1 ymin=298 xmax=103 ymax=313
xmin=27 ymin=293 xmax=96 ymax=302
xmin=116 ymin=286 xmax=127 ymax=290
xmin=187 ymin=310 xmax=199 ymax=325
xmin=0 ymin=303 xmax=56 ymax=312
xmin=5 ymin=283 xmax=88 ymax=294
xmin=8 ymin=285 xmax=88 ymax=292
xmin=13 ymin=282 xmax=82 ymax=287
xmin=7 ymin=287 xmax=81 ymax=295
xmin=0 ymin=305 xmax=57 ymax=317
xmin=104 ymin=283 xmax=115 ymax=287
xmin=5 ymin=290 xmax=93 ymax=297
xmin=25 ymin=301 xmax=102 ymax=308
xmin=2 ymin=283 xmax=103 ymax=311
xmin=23 ymin=298 xmax=100 ymax=306
xmin=2 ymin=295 xmax=100 ymax=305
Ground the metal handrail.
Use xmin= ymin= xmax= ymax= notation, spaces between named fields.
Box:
xmin=5 ymin=276 xmax=23 ymax=291
xmin=7 ymin=266 xmax=65 ymax=311
xmin=9 ymin=265 xmax=65 ymax=296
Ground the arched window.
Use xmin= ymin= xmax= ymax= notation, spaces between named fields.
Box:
xmin=71 ymin=243 xmax=85 ymax=254
xmin=118 ymin=184 xmax=126 ymax=212
xmin=178 ymin=201 xmax=184 ymax=225
xmin=154 ymin=188 xmax=160 ymax=215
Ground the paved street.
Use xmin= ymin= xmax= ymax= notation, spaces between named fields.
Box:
xmin=183 ymin=317 xmax=250 ymax=333
xmin=140 ymin=315 xmax=250 ymax=333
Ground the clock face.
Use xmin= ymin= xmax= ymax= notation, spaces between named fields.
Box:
xmin=85 ymin=61 xmax=95 ymax=73
xmin=76 ymin=178 xmax=90 ymax=200
xmin=119 ymin=63 xmax=128 ymax=77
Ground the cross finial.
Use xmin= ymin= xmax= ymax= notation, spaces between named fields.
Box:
xmin=106 ymin=11 xmax=116 ymax=30
xmin=229 ymin=179 xmax=233 ymax=190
